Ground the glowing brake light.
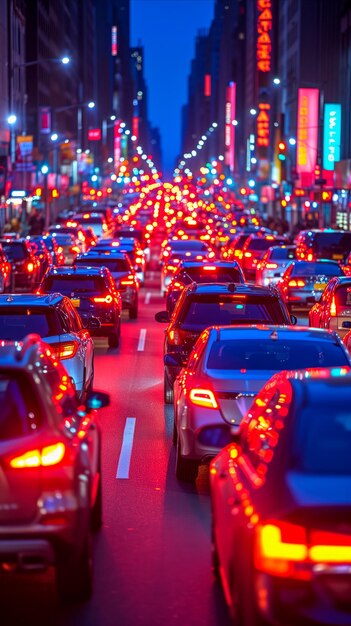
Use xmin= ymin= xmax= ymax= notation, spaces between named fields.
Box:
xmin=120 ymin=274 xmax=135 ymax=286
xmin=27 ymin=262 xmax=34 ymax=273
xmin=288 ymin=279 xmax=305 ymax=288
xmin=203 ymin=266 xmax=217 ymax=271
xmin=50 ymin=341 xmax=78 ymax=360
xmin=244 ymin=252 xmax=252 ymax=258
xmin=92 ymin=294 xmax=113 ymax=304
xmin=189 ymin=388 xmax=218 ymax=409
xmin=266 ymin=263 xmax=278 ymax=269
xmin=10 ymin=442 xmax=66 ymax=468
xmin=71 ymin=246 xmax=80 ymax=254
xmin=330 ymin=295 xmax=337 ymax=316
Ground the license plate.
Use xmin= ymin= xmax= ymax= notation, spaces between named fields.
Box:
xmin=314 ymin=282 xmax=327 ymax=291
xmin=332 ymin=254 xmax=343 ymax=260
xmin=71 ymin=298 xmax=80 ymax=307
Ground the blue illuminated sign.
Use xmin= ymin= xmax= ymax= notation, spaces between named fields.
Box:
xmin=323 ymin=104 xmax=341 ymax=171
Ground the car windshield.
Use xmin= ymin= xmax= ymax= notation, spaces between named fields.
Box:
xmin=270 ymin=248 xmax=296 ymax=260
xmin=179 ymin=295 xmax=286 ymax=328
xmin=207 ymin=339 xmax=349 ymax=370
xmin=75 ymin=257 xmax=130 ymax=272
xmin=292 ymin=398 xmax=351 ymax=474
xmin=291 ymin=262 xmax=343 ymax=276
xmin=1 ymin=243 xmax=25 ymax=260
xmin=41 ymin=275 xmax=107 ymax=294
xmin=0 ymin=308 xmax=58 ymax=340
xmin=0 ymin=373 xmax=43 ymax=440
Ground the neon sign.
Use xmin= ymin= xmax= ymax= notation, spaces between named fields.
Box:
xmin=257 ymin=103 xmax=270 ymax=148
xmin=257 ymin=0 xmax=272 ymax=73
xmin=297 ymin=88 xmax=319 ymax=173
xmin=323 ymin=103 xmax=341 ymax=171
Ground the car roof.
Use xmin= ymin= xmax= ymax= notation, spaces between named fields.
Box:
xmin=45 ymin=266 xmax=108 ymax=276
xmin=0 ymin=293 xmax=64 ymax=307
xmin=207 ymin=325 xmax=343 ymax=342
xmin=0 ymin=335 xmax=55 ymax=369
xmin=183 ymin=283 xmax=279 ymax=296
xmin=177 ymin=260 xmax=240 ymax=269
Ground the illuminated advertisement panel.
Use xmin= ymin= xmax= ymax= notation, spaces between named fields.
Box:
xmin=224 ymin=82 xmax=236 ymax=172
xmin=112 ymin=26 xmax=118 ymax=56
xmin=296 ymin=88 xmax=319 ymax=174
xmin=323 ymin=103 xmax=341 ymax=171
xmin=204 ymin=74 xmax=211 ymax=97
xmin=257 ymin=0 xmax=272 ymax=72
xmin=114 ymin=119 xmax=121 ymax=170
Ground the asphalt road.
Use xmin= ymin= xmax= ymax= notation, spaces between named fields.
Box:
xmin=0 ymin=265 xmax=309 ymax=626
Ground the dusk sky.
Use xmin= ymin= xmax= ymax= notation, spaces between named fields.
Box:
xmin=131 ymin=0 xmax=215 ymax=175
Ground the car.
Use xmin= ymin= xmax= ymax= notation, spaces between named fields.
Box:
xmin=26 ymin=236 xmax=53 ymax=280
xmin=72 ymin=212 xmax=112 ymax=239
xmin=47 ymin=224 xmax=88 ymax=254
xmin=160 ymin=239 xmax=215 ymax=295
xmin=0 ymin=242 xmax=12 ymax=292
xmin=37 ymin=266 xmax=122 ymax=348
xmin=295 ymin=228 xmax=351 ymax=263
xmin=309 ymin=275 xmax=351 ymax=337
xmin=0 ymin=238 xmax=41 ymax=291
xmin=276 ymin=259 xmax=345 ymax=312
xmin=49 ymin=232 xmax=81 ymax=265
xmin=165 ymin=260 xmax=245 ymax=315
xmin=256 ymin=245 xmax=297 ymax=286
xmin=0 ymin=334 xmax=109 ymax=602
xmin=0 ymin=293 xmax=96 ymax=398
xmin=238 ymin=234 xmax=290 ymax=281
xmin=155 ymin=283 xmax=294 ymax=404
xmin=75 ymin=250 xmax=139 ymax=319
xmin=94 ymin=237 xmax=146 ymax=285
xmin=42 ymin=234 xmax=65 ymax=266
xmin=172 ymin=325 xmax=351 ymax=481
xmin=210 ymin=367 xmax=351 ymax=626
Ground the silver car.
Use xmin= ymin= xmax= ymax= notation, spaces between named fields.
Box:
xmin=0 ymin=293 xmax=96 ymax=398
xmin=172 ymin=325 xmax=351 ymax=481
xmin=256 ymin=245 xmax=296 ymax=286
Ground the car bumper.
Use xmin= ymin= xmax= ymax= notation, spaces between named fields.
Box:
xmin=287 ymin=288 xmax=323 ymax=307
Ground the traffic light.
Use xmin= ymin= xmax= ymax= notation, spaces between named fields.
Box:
xmin=278 ymin=141 xmax=287 ymax=161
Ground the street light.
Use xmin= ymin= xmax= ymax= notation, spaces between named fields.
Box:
xmin=7 ymin=114 xmax=17 ymax=165
xmin=41 ymin=163 xmax=50 ymax=230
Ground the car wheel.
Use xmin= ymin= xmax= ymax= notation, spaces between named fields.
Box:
xmin=108 ymin=321 xmax=120 ymax=348
xmin=56 ymin=530 xmax=93 ymax=602
xmin=175 ymin=436 xmax=198 ymax=482
xmin=129 ymin=296 xmax=138 ymax=319
xmin=229 ymin=543 xmax=267 ymax=626
xmin=164 ymin=371 xmax=174 ymax=404
xmin=91 ymin=455 xmax=102 ymax=532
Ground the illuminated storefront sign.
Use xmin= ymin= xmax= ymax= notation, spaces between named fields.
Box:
xmin=204 ymin=74 xmax=211 ymax=97
xmin=297 ymin=88 xmax=319 ymax=174
xmin=257 ymin=103 xmax=270 ymax=148
xmin=114 ymin=119 xmax=121 ymax=169
xmin=224 ymin=82 xmax=236 ymax=172
xmin=323 ymin=103 xmax=341 ymax=171
xmin=112 ymin=26 xmax=118 ymax=56
xmin=257 ymin=0 xmax=272 ymax=73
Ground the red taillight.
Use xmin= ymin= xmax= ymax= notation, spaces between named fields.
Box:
xmin=92 ymin=294 xmax=113 ymax=304
xmin=27 ymin=262 xmax=34 ymax=273
xmin=9 ymin=442 xmax=66 ymax=468
xmin=203 ymin=265 xmax=217 ymax=271
xmin=120 ymin=274 xmax=135 ymax=286
xmin=330 ymin=295 xmax=337 ymax=316
xmin=189 ymin=388 xmax=218 ymax=409
xmin=50 ymin=341 xmax=78 ymax=360
xmin=57 ymin=246 xmax=63 ymax=253
xmin=244 ymin=251 xmax=252 ymax=258
xmin=71 ymin=246 xmax=80 ymax=254
xmin=266 ymin=263 xmax=278 ymax=269
xmin=168 ymin=328 xmax=183 ymax=345
xmin=288 ymin=279 xmax=305 ymax=288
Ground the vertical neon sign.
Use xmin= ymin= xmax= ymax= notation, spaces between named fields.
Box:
xmin=297 ymin=88 xmax=319 ymax=174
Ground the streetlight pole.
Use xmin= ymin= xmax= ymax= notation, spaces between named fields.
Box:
xmin=41 ymin=164 xmax=49 ymax=230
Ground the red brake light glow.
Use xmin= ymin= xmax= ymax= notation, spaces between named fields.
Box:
xmin=120 ymin=274 xmax=135 ymax=286
xmin=10 ymin=442 xmax=66 ymax=468
xmin=92 ymin=294 xmax=113 ymax=304
xmin=266 ymin=263 xmax=278 ymax=269
xmin=330 ymin=295 xmax=337 ymax=316
xmin=288 ymin=279 xmax=305 ymax=288
xmin=27 ymin=262 xmax=34 ymax=273
xmin=189 ymin=388 xmax=218 ymax=409
xmin=50 ymin=341 xmax=78 ymax=360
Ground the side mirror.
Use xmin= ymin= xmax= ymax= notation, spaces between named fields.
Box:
xmin=290 ymin=314 xmax=297 ymax=325
xmin=164 ymin=352 xmax=184 ymax=367
xmin=86 ymin=390 xmax=110 ymax=410
xmin=155 ymin=310 xmax=169 ymax=323
xmin=342 ymin=321 xmax=351 ymax=329
xmin=85 ymin=316 xmax=101 ymax=330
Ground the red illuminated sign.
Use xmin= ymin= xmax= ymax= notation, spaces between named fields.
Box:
xmin=204 ymin=74 xmax=211 ymax=97
xmin=132 ymin=116 xmax=139 ymax=140
xmin=257 ymin=103 xmax=270 ymax=148
xmin=88 ymin=128 xmax=101 ymax=141
xmin=297 ymin=88 xmax=319 ymax=174
xmin=39 ymin=107 xmax=51 ymax=134
xmin=224 ymin=82 xmax=236 ymax=172
xmin=114 ymin=119 xmax=121 ymax=169
xmin=257 ymin=0 xmax=272 ymax=73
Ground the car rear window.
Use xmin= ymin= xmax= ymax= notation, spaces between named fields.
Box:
xmin=248 ymin=239 xmax=277 ymax=251
xmin=1 ymin=243 xmax=26 ymax=260
xmin=335 ymin=285 xmax=351 ymax=307
xmin=292 ymin=399 xmax=351 ymax=474
xmin=179 ymin=295 xmax=286 ymax=328
xmin=75 ymin=257 xmax=130 ymax=272
xmin=182 ymin=267 xmax=243 ymax=283
xmin=270 ymin=248 xmax=296 ymax=260
xmin=0 ymin=308 xmax=59 ymax=339
xmin=170 ymin=241 xmax=208 ymax=251
xmin=312 ymin=232 xmax=351 ymax=259
xmin=207 ymin=339 xmax=349 ymax=370
xmin=292 ymin=262 xmax=344 ymax=276
xmin=0 ymin=373 xmax=43 ymax=440
xmin=41 ymin=275 xmax=107 ymax=294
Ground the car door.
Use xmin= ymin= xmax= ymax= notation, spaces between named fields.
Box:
xmin=62 ymin=299 xmax=94 ymax=385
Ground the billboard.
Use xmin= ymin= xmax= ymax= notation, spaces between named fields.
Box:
xmin=323 ymin=103 xmax=341 ymax=171
xmin=296 ymin=88 xmax=319 ymax=174
xmin=224 ymin=82 xmax=236 ymax=172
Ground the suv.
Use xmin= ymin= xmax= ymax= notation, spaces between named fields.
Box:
xmin=0 ymin=238 xmax=41 ymax=291
xmin=155 ymin=283 xmax=293 ymax=403
xmin=0 ymin=293 xmax=95 ymax=398
xmin=38 ymin=266 xmax=122 ymax=348
xmin=0 ymin=335 xmax=109 ymax=601
xmin=75 ymin=250 xmax=139 ymax=319
xmin=295 ymin=229 xmax=351 ymax=263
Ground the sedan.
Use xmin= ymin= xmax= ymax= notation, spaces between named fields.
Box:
xmin=309 ymin=275 xmax=351 ymax=337
xmin=276 ymin=259 xmax=345 ymax=312
xmin=211 ymin=367 xmax=351 ymax=626
xmin=256 ymin=245 xmax=296 ymax=286
xmin=173 ymin=325 xmax=350 ymax=482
